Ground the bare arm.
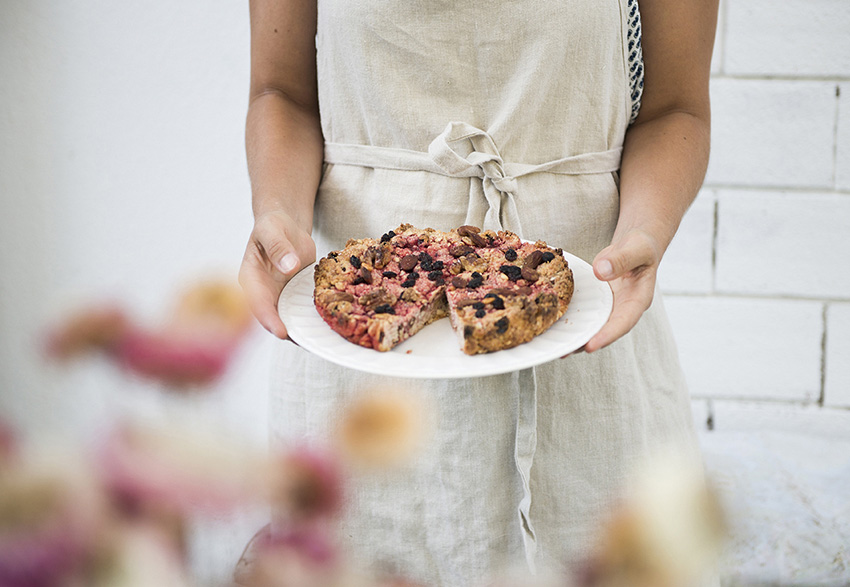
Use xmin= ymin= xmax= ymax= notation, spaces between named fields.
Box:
xmin=585 ymin=0 xmax=718 ymax=352
xmin=239 ymin=0 xmax=323 ymax=339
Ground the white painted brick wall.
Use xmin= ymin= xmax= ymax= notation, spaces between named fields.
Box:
xmin=825 ymin=303 xmax=850 ymax=408
xmin=658 ymin=190 xmax=715 ymax=294
xmin=715 ymin=190 xmax=850 ymax=298
xmin=661 ymin=5 xmax=850 ymax=415
xmin=724 ymin=0 xmax=850 ymax=77
xmin=704 ymin=79 xmax=836 ymax=188
xmin=664 ymin=297 xmax=823 ymax=402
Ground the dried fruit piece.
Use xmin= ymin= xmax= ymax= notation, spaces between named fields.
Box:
xmin=399 ymin=255 xmax=419 ymax=272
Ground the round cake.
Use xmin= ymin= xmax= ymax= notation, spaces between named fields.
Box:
xmin=313 ymin=224 xmax=574 ymax=355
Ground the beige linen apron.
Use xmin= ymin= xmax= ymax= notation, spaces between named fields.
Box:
xmin=271 ymin=1 xmax=702 ymax=584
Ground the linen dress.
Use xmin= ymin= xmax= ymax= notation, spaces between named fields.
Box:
xmin=271 ymin=0 xmax=701 ymax=584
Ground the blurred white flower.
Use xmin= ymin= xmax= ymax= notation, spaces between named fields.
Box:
xmin=577 ymin=449 xmax=725 ymax=587
xmin=334 ymin=388 xmax=432 ymax=469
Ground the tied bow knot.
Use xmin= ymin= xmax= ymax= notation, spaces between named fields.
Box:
xmin=428 ymin=122 xmax=523 ymax=235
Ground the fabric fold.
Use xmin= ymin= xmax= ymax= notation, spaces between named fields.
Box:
xmin=515 ymin=367 xmax=540 ymax=573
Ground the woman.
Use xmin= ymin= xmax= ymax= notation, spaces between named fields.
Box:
xmin=239 ymin=0 xmax=718 ymax=583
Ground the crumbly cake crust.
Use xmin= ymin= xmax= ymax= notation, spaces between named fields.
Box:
xmin=313 ymin=224 xmax=574 ymax=355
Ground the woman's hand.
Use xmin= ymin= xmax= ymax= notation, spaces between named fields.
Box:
xmin=584 ymin=228 xmax=663 ymax=353
xmin=238 ymin=210 xmax=316 ymax=340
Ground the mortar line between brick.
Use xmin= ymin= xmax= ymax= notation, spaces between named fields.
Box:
xmin=711 ymin=196 xmax=719 ymax=293
xmin=820 ymin=303 xmax=828 ymax=406
xmin=703 ymin=183 xmax=850 ymax=195
xmin=711 ymin=74 xmax=850 ymax=83
xmin=663 ymin=291 xmax=850 ymax=304
xmin=706 ymin=399 xmax=715 ymax=431
xmin=832 ymin=84 xmax=841 ymax=190
xmin=714 ymin=0 xmax=726 ymax=76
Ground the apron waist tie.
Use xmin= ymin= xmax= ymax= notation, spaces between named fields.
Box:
xmin=324 ymin=121 xmax=622 ymax=238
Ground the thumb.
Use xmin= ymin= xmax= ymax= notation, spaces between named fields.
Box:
xmin=274 ymin=250 xmax=301 ymax=276
xmin=592 ymin=231 xmax=657 ymax=281
xmin=256 ymin=226 xmax=303 ymax=277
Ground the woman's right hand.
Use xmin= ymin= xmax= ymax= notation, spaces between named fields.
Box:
xmin=238 ymin=210 xmax=316 ymax=340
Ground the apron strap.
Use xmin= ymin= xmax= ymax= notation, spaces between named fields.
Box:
xmin=324 ymin=122 xmax=622 ymax=239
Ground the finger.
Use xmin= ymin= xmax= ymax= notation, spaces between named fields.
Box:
xmin=584 ymin=297 xmax=646 ymax=353
xmin=238 ymin=253 xmax=289 ymax=340
xmin=254 ymin=220 xmax=304 ymax=277
xmin=592 ymin=231 xmax=658 ymax=281
xmin=560 ymin=343 xmax=586 ymax=359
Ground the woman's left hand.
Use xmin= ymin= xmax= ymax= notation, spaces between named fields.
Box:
xmin=583 ymin=227 xmax=663 ymax=353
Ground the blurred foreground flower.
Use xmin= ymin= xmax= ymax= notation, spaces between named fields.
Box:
xmin=98 ymin=422 xmax=272 ymax=519
xmin=272 ymin=448 xmax=343 ymax=524
xmin=335 ymin=389 xmax=431 ymax=469
xmin=576 ymin=451 xmax=725 ymax=587
xmin=0 ymin=449 xmax=107 ymax=587
xmin=232 ymin=524 xmax=347 ymax=587
xmin=89 ymin=522 xmax=190 ymax=587
xmin=45 ymin=279 xmax=253 ymax=388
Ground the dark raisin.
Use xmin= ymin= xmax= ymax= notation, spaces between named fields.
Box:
xmin=401 ymin=273 xmax=418 ymax=288
xmin=463 ymin=325 xmax=474 ymax=339
xmin=467 ymin=275 xmax=484 ymax=289
xmin=374 ymin=304 xmax=395 ymax=314
xmin=380 ymin=230 xmax=396 ymax=243
xmin=472 ymin=302 xmax=485 ymax=310
xmin=352 ymin=276 xmax=365 ymax=286
xmin=431 ymin=260 xmax=444 ymax=270
xmin=382 ymin=271 xmax=398 ymax=278
xmin=419 ymin=252 xmax=433 ymax=264
xmin=400 ymin=254 xmax=419 ymax=271
xmin=495 ymin=317 xmax=509 ymax=334
xmin=499 ymin=265 xmax=523 ymax=281
xmin=504 ymin=248 xmax=517 ymax=261
xmin=420 ymin=260 xmax=434 ymax=271
xmin=433 ymin=277 xmax=445 ymax=286
xmin=328 ymin=251 xmax=339 ymax=259
xmin=471 ymin=271 xmax=482 ymax=279
xmin=541 ymin=251 xmax=556 ymax=263
xmin=349 ymin=256 xmax=362 ymax=269
xmin=475 ymin=309 xmax=486 ymax=318
xmin=427 ymin=270 xmax=442 ymax=281
xmin=490 ymin=296 xmax=505 ymax=310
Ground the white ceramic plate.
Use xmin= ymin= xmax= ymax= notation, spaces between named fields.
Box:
xmin=278 ymin=251 xmax=613 ymax=379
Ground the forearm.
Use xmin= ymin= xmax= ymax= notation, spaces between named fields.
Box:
xmin=616 ymin=110 xmax=710 ymax=255
xmin=246 ymin=91 xmax=324 ymax=230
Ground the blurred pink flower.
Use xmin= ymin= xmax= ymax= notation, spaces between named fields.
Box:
xmin=97 ymin=423 xmax=271 ymax=518
xmin=0 ymin=451 xmax=107 ymax=587
xmin=44 ymin=280 xmax=254 ymax=389
xmin=272 ymin=448 xmax=344 ymax=523
xmin=232 ymin=524 xmax=345 ymax=587
xmin=44 ymin=305 xmax=131 ymax=360
xmin=115 ymin=329 xmax=235 ymax=388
